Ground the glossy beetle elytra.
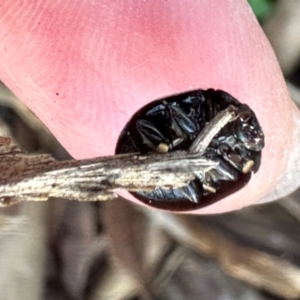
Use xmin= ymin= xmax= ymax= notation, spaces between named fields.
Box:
xmin=115 ymin=89 xmax=264 ymax=211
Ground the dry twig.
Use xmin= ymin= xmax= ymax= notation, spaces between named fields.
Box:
xmin=0 ymin=107 xmax=237 ymax=207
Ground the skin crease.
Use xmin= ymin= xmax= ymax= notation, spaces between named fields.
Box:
xmin=0 ymin=0 xmax=299 ymax=214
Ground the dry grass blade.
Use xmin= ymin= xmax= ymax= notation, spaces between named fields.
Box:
xmin=152 ymin=212 xmax=300 ymax=299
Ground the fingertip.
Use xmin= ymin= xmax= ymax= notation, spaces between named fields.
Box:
xmin=0 ymin=0 xmax=294 ymax=213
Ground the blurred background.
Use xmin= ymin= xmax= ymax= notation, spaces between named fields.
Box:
xmin=1 ymin=0 xmax=300 ymax=299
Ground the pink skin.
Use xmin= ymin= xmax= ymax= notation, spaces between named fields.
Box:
xmin=0 ymin=0 xmax=299 ymax=214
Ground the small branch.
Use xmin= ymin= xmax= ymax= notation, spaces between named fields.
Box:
xmin=189 ymin=106 xmax=237 ymax=153
xmin=0 ymin=107 xmax=237 ymax=207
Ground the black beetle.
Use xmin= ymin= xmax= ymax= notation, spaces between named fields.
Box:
xmin=116 ymin=89 xmax=264 ymax=211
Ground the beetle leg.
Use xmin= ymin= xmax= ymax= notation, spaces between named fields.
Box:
xmin=201 ymin=155 xmax=240 ymax=186
xmin=198 ymin=171 xmax=218 ymax=195
xmin=207 ymin=97 xmax=218 ymax=120
xmin=237 ymin=104 xmax=253 ymax=121
xmin=164 ymin=101 xmax=198 ymax=142
xmin=157 ymin=143 xmax=170 ymax=153
xmin=215 ymin=158 xmax=240 ymax=181
xmin=169 ymin=181 xmax=202 ymax=203
xmin=217 ymin=143 xmax=244 ymax=171
xmin=189 ymin=108 xmax=196 ymax=119
xmin=203 ymin=184 xmax=216 ymax=194
xmin=136 ymin=119 xmax=169 ymax=152
xmin=242 ymin=160 xmax=255 ymax=174
xmin=231 ymin=143 xmax=257 ymax=173
xmin=180 ymin=183 xmax=199 ymax=203
xmin=172 ymin=137 xmax=184 ymax=147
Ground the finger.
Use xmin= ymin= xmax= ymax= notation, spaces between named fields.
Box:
xmin=0 ymin=0 xmax=297 ymax=213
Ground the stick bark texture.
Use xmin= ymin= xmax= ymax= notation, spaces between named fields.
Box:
xmin=0 ymin=107 xmax=236 ymax=207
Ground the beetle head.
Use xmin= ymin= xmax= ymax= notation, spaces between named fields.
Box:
xmin=235 ymin=104 xmax=264 ymax=152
